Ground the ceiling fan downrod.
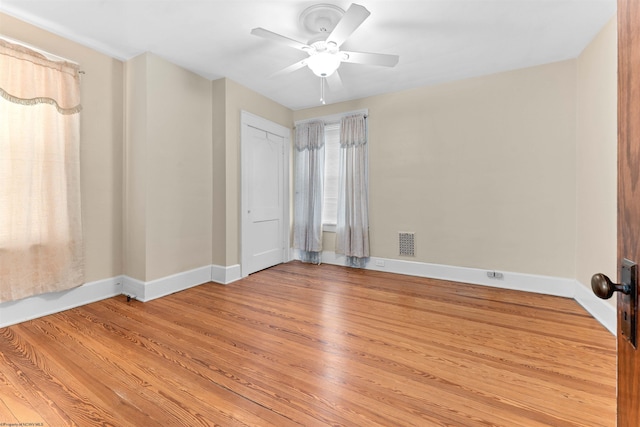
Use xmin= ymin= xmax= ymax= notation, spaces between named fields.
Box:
xmin=320 ymin=77 xmax=326 ymax=105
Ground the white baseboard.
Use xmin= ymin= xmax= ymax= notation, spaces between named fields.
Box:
xmin=321 ymin=252 xmax=575 ymax=296
xmin=574 ymin=280 xmax=616 ymax=335
xmin=121 ymin=276 xmax=146 ymax=301
xmin=211 ymin=263 xmax=242 ymax=285
xmin=0 ymin=276 xmax=123 ymax=328
xmin=319 ymin=251 xmax=616 ymax=335
xmin=1 ymin=263 xmax=242 ymax=327
xmin=2 ymin=257 xmax=617 ymax=336
xmin=122 ymin=265 xmax=213 ymax=302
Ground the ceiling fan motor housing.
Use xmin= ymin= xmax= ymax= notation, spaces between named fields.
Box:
xmin=299 ymin=4 xmax=345 ymax=35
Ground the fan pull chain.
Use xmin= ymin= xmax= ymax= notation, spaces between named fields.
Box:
xmin=320 ymin=77 xmax=326 ymax=105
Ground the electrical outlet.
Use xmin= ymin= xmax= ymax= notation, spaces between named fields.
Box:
xmin=487 ymin=271 xmax=495 ymax=278
xmin=494 ymin=272 xmax=504 ymax=279
xmin=375 ymin=259 xmax=385 ymax=267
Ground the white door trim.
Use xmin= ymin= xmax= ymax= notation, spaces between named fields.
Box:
xmin=240 ymin=111 xmax=291 ymax=278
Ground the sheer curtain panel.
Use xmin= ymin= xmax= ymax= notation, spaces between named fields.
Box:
xmin=336 ymin=113 xmax=369 ymax=267
xmin=0 ymin=39 xmax=84 ymax=302
xmin=293 ymin=121 xmax=325 ymax=264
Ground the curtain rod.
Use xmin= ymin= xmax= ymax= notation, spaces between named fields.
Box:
xmin=0 ymin=34 xmax=83 ymax=71
xmin=294 ymin=108 xmax=368 ymax=127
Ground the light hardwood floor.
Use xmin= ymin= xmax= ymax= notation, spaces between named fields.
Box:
xmin=0 ymin=262 xmax=615 ymax=426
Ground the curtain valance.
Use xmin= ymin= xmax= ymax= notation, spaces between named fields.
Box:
xmin=339 ymin=114 xmax=367 ymax=147
xmin=0 ymin=39 xmax=82 ymax=114
xmin=295 ymin=120 xmax=325 ymax=151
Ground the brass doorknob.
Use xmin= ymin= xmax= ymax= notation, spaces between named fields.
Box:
xmin=591 ymin=273 xmax=630 ymax=299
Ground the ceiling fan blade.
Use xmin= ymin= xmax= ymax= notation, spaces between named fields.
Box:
xmin=326 ymin=4 xmax=370 ymax=48
xmin=270 ymin=58 xmax=308 ymax=78
xmin=341 ymin=51 xmax=399 ymax=67
xmin=325 ymin=70 xmax=344 ymax=92
xmin=251 ymin=27 xmax=311 ymax=51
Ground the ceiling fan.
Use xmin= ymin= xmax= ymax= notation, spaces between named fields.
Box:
xmin=251 ymin=3 xmax=399 ymax=103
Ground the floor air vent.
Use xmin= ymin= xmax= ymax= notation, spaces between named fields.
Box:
xmin=399 ymin=232 xmax=415 ymax=257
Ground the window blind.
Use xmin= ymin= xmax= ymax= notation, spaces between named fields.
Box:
xmin=323 ymin=122 xmax=340 ymax=225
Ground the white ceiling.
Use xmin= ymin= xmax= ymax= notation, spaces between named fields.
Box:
xmin=0 ymin=0 xmax=616 ymax=110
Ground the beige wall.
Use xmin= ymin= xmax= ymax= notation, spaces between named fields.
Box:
xmin=124 ymin=54 xmax=148 ymax=280
xmin=1 ymin=10 xmax=617 ymax=294
xmin=0 ymin=12 xmax=124 ymax=283
xmin=125 ymin=53 xmax=213 ymax=281
xmin=211 ymin=78 xmax=292 ymax=267
xmin=1 ymin=11 xmax=293 ymax=285
xmin=576 ymin=17 xmax=617 ymax=305
xmin=211 ymin=79 xmax=227 ymax=266
xmin=295 ymin=60 xmax=578 ymax=279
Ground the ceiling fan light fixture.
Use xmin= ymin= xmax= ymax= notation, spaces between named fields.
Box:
xmin=307 ymin=51 xmax=340 ymax=77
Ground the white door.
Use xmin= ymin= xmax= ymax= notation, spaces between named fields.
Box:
xmin=241 ymin=112 xmax=290 ymax=277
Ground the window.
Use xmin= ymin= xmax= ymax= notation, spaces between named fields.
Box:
xmin=296 ymin=109 xmax=367 ymax=232
xmin=294 ymin=110 xmax=369 ymax=264
xmin=322 ymin=122 xmax=340 ymax=226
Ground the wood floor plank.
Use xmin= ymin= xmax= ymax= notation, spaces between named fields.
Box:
xmin=3 ymin=320 xmax=158 ymax=426
xmin=76 ymin=301 xmax=329 ymax=427
xmin=0 ymin=369 xmax=34 ymax=423
xmin=56 ymin=306 xmax=302 ymax=427
xmin=0 ymin=262 xmax=615 ymax=426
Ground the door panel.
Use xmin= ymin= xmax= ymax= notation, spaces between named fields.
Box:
xmin=617 ymin=0 xmax=640 ymax=424
xmin=247 ymin=128 xmax=284 ymax=273
xmin=241 ymin=113 xmax=289 ymax=277
xmin=250 ymin=131 xmax=283 ymax=222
